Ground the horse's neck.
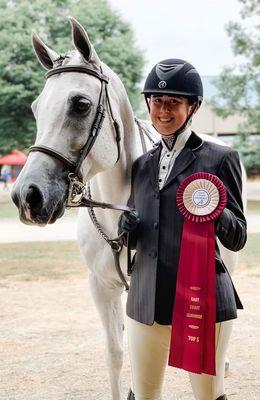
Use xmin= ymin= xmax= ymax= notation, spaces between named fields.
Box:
xmin=90 ymin=92 xmax=139 ymax=210
xmin=84 ymin=62 xmax=144 ymax=234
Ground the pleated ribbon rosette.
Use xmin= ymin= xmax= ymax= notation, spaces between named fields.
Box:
xmin=168 ymin=172 xmax=227 ymax=375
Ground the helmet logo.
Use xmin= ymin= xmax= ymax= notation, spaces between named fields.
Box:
xmin=156 ymin=63 xmax=183 ymax=80
xmin=158 ymin=81 xmax=167 ymax=89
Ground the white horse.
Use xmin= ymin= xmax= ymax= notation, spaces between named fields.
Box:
xmin=12 ymin=18 xmax=246 ymax=400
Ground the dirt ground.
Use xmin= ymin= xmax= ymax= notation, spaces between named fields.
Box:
xmin=0 ymin=263 xmax=259 ymax=400
xmin=0 ymin=182 xmax=260 ymax=399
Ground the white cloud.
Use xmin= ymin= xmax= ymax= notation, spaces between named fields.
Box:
xmin=108 ymin=0 xmax=245 ymax=75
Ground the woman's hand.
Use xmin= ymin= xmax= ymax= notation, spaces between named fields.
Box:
xmin=118 ymin=210 xmax=140 ymax=233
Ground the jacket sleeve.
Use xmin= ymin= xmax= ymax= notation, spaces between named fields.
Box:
xmin=215 ymin=150 xmax=247 ymax=251
xmin=118 ymin=159 xmax=139 ymax=249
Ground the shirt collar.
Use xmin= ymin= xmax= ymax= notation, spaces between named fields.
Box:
xmin=161 ymin=128 xmax=192 ymax=153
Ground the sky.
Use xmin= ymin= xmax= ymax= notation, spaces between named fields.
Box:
xmin=108 ymin=0 xmax=245 ymax=77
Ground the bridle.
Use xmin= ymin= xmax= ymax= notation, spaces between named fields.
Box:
xmin=28 ymin=62 xmax=139 ymax=290
xmin=27 ymin=62 xmax=157 ymax=290
xmin=29 ymin=63 xmax=123 ymax=208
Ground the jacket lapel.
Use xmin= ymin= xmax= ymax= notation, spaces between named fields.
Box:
xmin=145 ymin=144 xmax=161 ymax=192
xmin=162 ymin=131 xmax=203 ymax=189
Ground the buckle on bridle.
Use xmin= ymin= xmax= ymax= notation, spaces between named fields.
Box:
xmin=67 ymin=173 xmax=86 ymax=207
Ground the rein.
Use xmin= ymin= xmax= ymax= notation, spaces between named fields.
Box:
xmin=28 ymin=62 xmax=156 ymax=290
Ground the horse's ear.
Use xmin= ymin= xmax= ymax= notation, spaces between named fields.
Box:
xmin=32 ymin=32 xmax=59 ymax=70
xmin=69 ymin=17 xmax=100 ymax=64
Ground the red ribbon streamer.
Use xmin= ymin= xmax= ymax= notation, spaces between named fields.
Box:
xmin=168 ymin=173 xmax=227 ymax=376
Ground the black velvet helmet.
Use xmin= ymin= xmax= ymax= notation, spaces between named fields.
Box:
xmin=142 ymin=58 xmax=203 ymax=102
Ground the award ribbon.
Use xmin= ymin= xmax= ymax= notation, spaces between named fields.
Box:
xmin=168 ymin=172 xmax=227 ymax=375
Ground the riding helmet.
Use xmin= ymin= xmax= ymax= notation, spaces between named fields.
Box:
xmin=142 ymin=58 xmax=203 ymax=103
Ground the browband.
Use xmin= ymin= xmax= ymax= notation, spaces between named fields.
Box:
xmin=45 ymin=65 xmax=109 ymax=83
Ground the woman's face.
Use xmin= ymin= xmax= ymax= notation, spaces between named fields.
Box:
xmin=149 ymin=95 xmax=194 ymax=136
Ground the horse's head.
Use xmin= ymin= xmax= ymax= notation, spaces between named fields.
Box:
xmin=12 ymin=18 xmax=131 ymax=226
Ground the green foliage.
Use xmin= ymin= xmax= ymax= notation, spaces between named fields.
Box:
xmin=211 ymin=0 xmax=260 ymax=166
xmin=234 ymin=138 xmax=260 ymax=176
xmin=0 ymin=0 xmax=144 ymax=155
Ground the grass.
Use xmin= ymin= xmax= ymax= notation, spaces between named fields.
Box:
xmin=0 ymin=191 xmax=259 ymax=282
xmin=0 ymin=241 xmax=85 ymax=281
xmin=0 ymin=196 xmax=78 ymax=219
xmin=239 ymin=233 xmax=260 ymax=270
xmin=0 ymin=200 xmax=19 ymax=218
xmin=0 ymin=233 xmax=259 ymax=283
xmin=247 ymin=200 xmax=260 ymax=213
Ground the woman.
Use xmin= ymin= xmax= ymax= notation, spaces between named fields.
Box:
xmin=119 ymin=59 xmax=247 ymax=400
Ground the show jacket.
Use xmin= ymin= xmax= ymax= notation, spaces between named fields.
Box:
xmin=126 ymin=131 xmax=247 ymax=325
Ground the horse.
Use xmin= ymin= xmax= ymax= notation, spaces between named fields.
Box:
xmin=11 ymin=18 xmax=246 ymax=400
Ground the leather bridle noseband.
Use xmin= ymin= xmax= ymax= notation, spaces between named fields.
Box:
xmin=29 ymin=64 xmax=122 ymax=207
xmin=27 ymin=62 xmax=157 ymax=290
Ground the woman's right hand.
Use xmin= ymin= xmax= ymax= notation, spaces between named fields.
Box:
xmin=118 ymin=210 xmax=140 ymax=233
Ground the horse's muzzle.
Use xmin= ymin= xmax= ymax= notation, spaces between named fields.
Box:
xmin=12 ymin=182 xmax=66 ymax=226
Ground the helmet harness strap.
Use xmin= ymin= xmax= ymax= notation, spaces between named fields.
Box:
xmin=145 ymin=96 xmax=201 ymax=136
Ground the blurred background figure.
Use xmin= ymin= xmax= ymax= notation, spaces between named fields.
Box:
xmin=0 ymin=165 xmax=11 ymax=191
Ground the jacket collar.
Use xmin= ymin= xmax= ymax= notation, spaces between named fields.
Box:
xmin=149 ymin=130 xmax=203 ymax=154
xmin=145 ymin=131 xmax=204 ymax=191
xmin=185 ymin=130 xmax=204 ymax=151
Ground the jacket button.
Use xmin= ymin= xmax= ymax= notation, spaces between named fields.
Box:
xmin=149 ymin=250 xmax=157 ymax=258
xmin=153 ymin=222 xmax=159 ymax=229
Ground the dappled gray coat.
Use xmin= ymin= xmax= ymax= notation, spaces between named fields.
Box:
xmin=125 ymin=131 xmax=247 ymax=325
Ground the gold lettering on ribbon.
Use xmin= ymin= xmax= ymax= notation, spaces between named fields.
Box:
xmin=190 ymin=286 xmax=201 ymax=291
xmin=190 ymin=305 xmax=200 ymax=310
xmin=188 ymin=335 xmax=200 ymax=342
xmin=186 ymin=313 xmax=203 ymax=319
xmin=189 ymin=325 xmax=199 ymax=330
xmin=191 ymin=297 xmax=200 ymax=302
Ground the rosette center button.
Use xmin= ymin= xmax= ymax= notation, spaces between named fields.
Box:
xmin=192 ymin=189 xmax=210 ymax=207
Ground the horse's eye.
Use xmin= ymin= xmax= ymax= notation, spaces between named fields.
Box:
xmin=73 ymin=98 xmax=91 ymax=115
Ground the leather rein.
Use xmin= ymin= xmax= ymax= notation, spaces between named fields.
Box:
xmin=28 ymin=63 xmax=156 ymax=290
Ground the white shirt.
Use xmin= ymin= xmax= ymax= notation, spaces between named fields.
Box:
xmin=158 ymin=128 xmax=192 ymax=190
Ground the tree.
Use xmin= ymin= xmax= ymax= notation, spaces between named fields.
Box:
xmin=0 ymin=0 xmax=144 ymax=154
xmin=211 ymin=0 xmax=260 ymax=174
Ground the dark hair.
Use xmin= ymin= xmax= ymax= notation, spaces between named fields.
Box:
xmin=187 ymin=96 xmax=198 ymax=105
xmin=148 ymin=93 xmax=198 ymax=106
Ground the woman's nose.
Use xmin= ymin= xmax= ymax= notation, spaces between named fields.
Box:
xmin=161 ymin=101 xmax=171 ymax=112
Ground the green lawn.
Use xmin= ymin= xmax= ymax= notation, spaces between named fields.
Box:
xmin=0 ymin=194 xmax=259 ymax=282
xmin=0 ymin=197 xmax=78 ymax=219
xmin=0 ymin=241 xmax=85 ymax=281
xmin=239 ymin=232 xmax=260 ymax=270
xmin=0 ymin=234 xmax=259 ymax=283
xmin=0 ymin=200 xmax=19 ymax=218
xmin=247 ymin=200 xmax=260 ymax=214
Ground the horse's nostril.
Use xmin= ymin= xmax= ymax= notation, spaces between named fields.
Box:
xmin=25 ymin=186 xmax=43 ymax=211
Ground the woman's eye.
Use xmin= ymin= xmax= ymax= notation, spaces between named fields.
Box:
xmin=73 ymin=98 xmax=91 ymax=115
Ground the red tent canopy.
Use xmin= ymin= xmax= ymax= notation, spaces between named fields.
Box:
xmin=0 ymin=150 xmax=27 ymax=166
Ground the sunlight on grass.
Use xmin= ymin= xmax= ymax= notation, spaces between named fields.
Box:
xmin=0 ymin=233 xmax=259 ymax=283
xmin=0 ymin=241 xmax=85 ymax=281
xmin=0 ymin=195 xmax=78 ymax=219
xmin=239 ymin=233 xmax=260 ymax=270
